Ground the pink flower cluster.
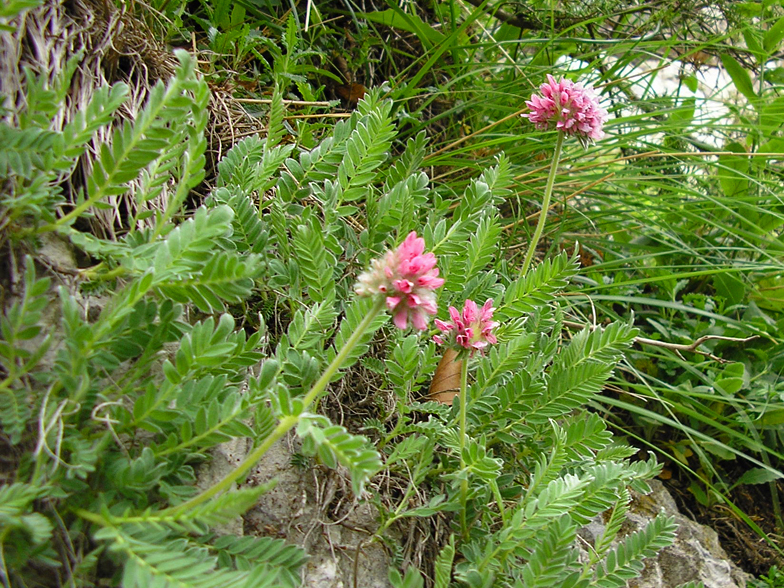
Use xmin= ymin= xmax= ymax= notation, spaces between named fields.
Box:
xmin=434 ymin=299 xmax=498 ymax=356
xmin=355 ymin=232 xmax=444 ymax=330
xmin=524 ymin=75 xmax=607 ymax=143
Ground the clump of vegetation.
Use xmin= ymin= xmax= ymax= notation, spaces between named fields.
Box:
xmin=2 ymin=0 xmax=784 ymax=586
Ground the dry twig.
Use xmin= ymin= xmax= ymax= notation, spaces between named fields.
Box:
xmin=563 ymin=320 xmax=758 ymax=363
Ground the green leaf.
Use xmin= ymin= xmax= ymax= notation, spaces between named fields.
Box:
xmin=518 ymin=515 xmax=577 ymax=587
xmin=595 ymin=514 xmax=678 ymax=587
xmin=0 ymin=483 xmax=53 ymax=545
xmin=715 ymin=362 xmax=745 ymax=395
xmin=96 ymin=526 xmax=278 ymax=588
xmin=759 ymin=137 xmax=784 ymax=155
xmin=720 ymin=54 xmax=756 ymax=102
xmin=0 ymin=124 xmax=59 ymax=178
xmin=434 ymin=535 xmax=455 ymax=588
xmin=670 ymin=97 xmax=695 ymax=127
xmin=0 ymin=388 xmax=31 ymax=444
xmin=712 ymin=272 xmax=746 ymax=307
xmin=389 ymin=567 xmax=425 ymax=588
xmin=499 ymin=250 xmax=579 ymax=319
xmin=297 ymin=414 xmax=382 ymax=495
xmin=764 ymin=15 xmax=784 ymax=53
xmin=327 ymin=297 xmax=387 ymax=372
xmin=360 ymin=8 xmax=445 ymax=49
xmin=760 ymin=96 xmax=784 ymax=136
xmin=211 ymin=534 xmax=306 ymax=588
xmin=734 ymin=467 xmax=783 ymax=486
xmin=717 ymin=142 xmax=749 ymax=199
xmin=0 ymin=0 xmax=45 ymax=19
xmin=743 ymin=27 xmax=766 ymax=64
xmin=292 ymin=218 xmax=335 ymax=303
xmin=760 ymin=408 xmax=784 ymax=427
xmin=337 ymin=102 xmax=396 ymax=202
xmin=266 ymin=83 xmax=285 ymax=149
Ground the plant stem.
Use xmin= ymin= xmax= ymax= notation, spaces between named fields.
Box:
xmin=459 ymin=357 xmax=469 ymax=537
xmin=163 ymin=296 xmax=387 ymax=516
xmin=520 ymin=130 xmax=565 ymax=276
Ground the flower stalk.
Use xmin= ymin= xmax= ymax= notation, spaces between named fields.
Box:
xmin=520 ymin=130 xmax=564 ymax=276
xmin=520 ymin=75 xmax=606 ymax=276
xmin=459 ymin=356 xmax=469 ymax=537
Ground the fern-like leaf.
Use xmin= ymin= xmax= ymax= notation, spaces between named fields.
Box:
xmin=594 ymin=514 xmax=678 ymax=587
xmin=212 ymin=189 xmax=268 ymax=254
xmin=554 ymin=321 xmax=638 ymax=372
xmin=0 ymin=483 xmax=53 ymax=545
xmin=562 ymin=413 xmax=614 ymax=461
xmin=337 ymin=102 xmax=396 ymax=202
xmin=592 ymin=490 xmax=631 ymax=560
xmin=70 ymin=51 xmax=200 ymax=222
xmin=285 ymin=300 xmax=338 ymax=352
xmin=326 ymin=296 xmax=388 ymax=372
xmin=107 ymin=484 xmax=274 ymax=534
xmin=443 ymin=212 xmax=501 ymax=291
xmin=0 ymin=124 xmax=59 ymax=178
xmin=210 ymin=534 xmax=306 ymax=588
xmin=297 ymin=414 xmax=383 ymax=495
xmin=518 ymin=514 xmax=578 ymax=587
xmin=62 ymin=82 xmax=129 ymax=158
xmin=473 ymin=334 xmax=537 ymax=396
xmin=266 ymin=83 xmax=285 ymax=149
xmin=292 ymin=218 xmax=335 ymax=303
xmin=452 ymin=156 xmax=512 ymax=223
xmin=0 ymin=259 xmax=51 ymax=442
xmin=157 ymin=250 xmax=261 ymax=314
xmin=433 ymin=534 xmax=455 ymax=588
xmin=383 ymin=131 xmax=428 ymax=191
xmin=217 ymin=135 xmax=266 ymax=189
xmin=522 ymin=474 xmax=591 ymax=530
xmin=500 ymin=250 xmax=579 ymax=319
xmin=523 ymin=361 xmax=613 ymax=425
xmin=96 ymin=526 xmax=277 ymax=588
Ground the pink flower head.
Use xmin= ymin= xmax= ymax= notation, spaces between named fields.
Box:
xmin=434 ymin=299 xmax=498 ymax=356
xmin=524 ymin=75 xmax=607 ymax=144
xmin=355 ymin=231 xmax=444 ymax=330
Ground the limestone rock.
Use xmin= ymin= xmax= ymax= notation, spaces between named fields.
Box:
xmin=201 ymin=438 xmax=749 ymax=588
xmin=243 ymin=437 xmax=392 ymax=588
xmin=579 ymin=480 xmax=750 ymax=588
xmin=196 ymin=436 xmax=250 ymax=536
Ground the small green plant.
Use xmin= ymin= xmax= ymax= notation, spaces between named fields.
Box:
xmin=751 ymin=566 xmax=784 ymax=588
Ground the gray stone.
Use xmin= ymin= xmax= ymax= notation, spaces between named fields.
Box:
xmin=196 ymin=436 xmax=251 ymax=536
xmin=242 ymin=436 xmax=392 ymax=588
xmin=579 ymin=480 xmax=750 ymax=588
xmin=201 ymin=438 xmax=749 ymax=588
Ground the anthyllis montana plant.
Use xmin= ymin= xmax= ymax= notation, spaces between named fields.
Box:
xmin=0 ymin=26 xmax=679 ymax=587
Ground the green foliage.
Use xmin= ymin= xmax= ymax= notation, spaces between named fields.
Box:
xmin=9 ymin=0 xmax=781 ymax=585
xmin=297 ymin=414 xmax=383 ymax=495
xmin=751 ymin=566 xmax=784 ymax=588
xmin=0 ymin=259 xmax=51 ymax=443
xmin=0 ymin=28 xmax=401 ymax=587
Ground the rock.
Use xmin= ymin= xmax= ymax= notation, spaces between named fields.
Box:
xmin=196 ymin=436 xmax=250 ymax=536
xmin=203 ymin=439 xmax=749 ymax=588
xmin=243 ymin=437 xmax=392 ymax=588
xmin=578 ymin=480 xmax=750 ymax=588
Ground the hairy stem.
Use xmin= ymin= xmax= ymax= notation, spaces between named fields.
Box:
xmin=459 ymin=357 xmax=469 ymax=537
xmin=520 ymin=130 xmax=565 ymax=276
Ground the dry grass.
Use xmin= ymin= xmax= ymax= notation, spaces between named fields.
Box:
xmin=0 ymin=0 xmax=265 ymax=240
